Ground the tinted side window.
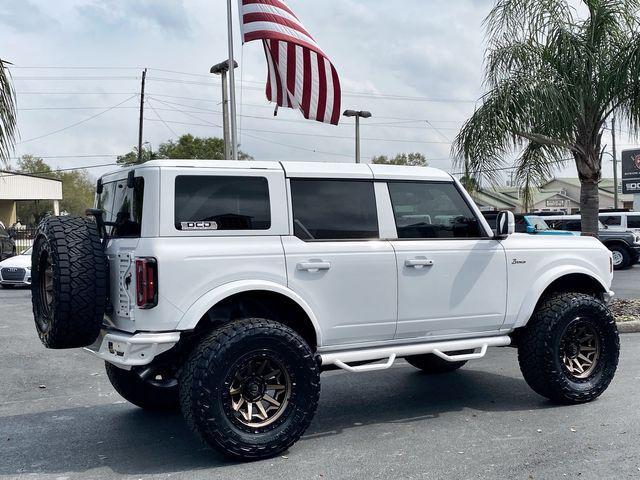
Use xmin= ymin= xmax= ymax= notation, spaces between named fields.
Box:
xmin=388 ymin=182 xmax=485 ymax=239
xmin=96 ymin=178 xmax=144 ymax=238
xmin=601 ymin=215 xmax=621 ymax=226
xmin=290 ymin=180 xmax=378 ymax=240
xmin=627 ymin=215 xmax=640 ymax=228
xmin=564 ymin=220 xmax=581 ymax=232
xmin=514 ymin=216 xmax=527 ymax=233
xmin=175 ymin=176 xmax=271 ymax=231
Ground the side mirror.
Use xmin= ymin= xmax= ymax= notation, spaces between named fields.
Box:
xmin=496 ymin=211 xmax=515 ymax=237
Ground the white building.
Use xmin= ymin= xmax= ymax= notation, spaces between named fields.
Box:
xmin=0 ymin=171 xmax=62 ymax=227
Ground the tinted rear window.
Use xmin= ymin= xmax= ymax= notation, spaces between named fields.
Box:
xmin=627 ymin=215 xmax=640 ymax=228
xmin=174 ymin=176 xmax=271 ymax=231
xmin=290 ymin=179 xmax=378 ymax=240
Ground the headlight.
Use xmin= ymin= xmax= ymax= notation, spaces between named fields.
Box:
xmin=635 ymin=235 xmax=640 ymax=244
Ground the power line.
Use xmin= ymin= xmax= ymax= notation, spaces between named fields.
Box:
xmin=143 ymin=117 xmax=453 ymax=145
xmin=146 ymin=98 xmax=179 ymax=137
xmin=17 ymin=95 xmax=139 ymax=145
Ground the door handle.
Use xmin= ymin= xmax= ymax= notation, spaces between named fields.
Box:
xmin=297 ymin=261 xmax=331 ymax=272
xmin=404 ymin=258 xmax=434 ymax=268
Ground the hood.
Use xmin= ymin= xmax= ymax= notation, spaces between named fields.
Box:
xmin=0 ymin=254 xmax=31 ymax=269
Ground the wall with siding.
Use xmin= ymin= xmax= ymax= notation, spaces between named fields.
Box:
xmin=0 ymin=173 xmax=62 ymax=201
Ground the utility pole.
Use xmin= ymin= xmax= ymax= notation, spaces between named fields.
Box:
xmin=611 ymin=116 xmax=619 ymax=208
xmin=343 ymin=110 xmax=372 ymax=163
xmin=137 ymin=68 xmax=147 ymax=163
xmin=226 ymin=0 xmax=239 ymax=160
xmin=211 ymin=60 xmax=238 ymax=160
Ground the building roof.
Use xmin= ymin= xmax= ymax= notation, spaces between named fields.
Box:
xmin=0 ymin=170 xmax=63 ymax=201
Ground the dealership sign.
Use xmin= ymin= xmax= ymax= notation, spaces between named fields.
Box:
xmin=621 ymin=149 xmax=640 ymax=194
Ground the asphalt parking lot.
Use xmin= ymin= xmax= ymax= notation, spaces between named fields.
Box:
xmin=612 ymin=263 xmax=640 ymax=299
xmin=1 ymin=280 xmax=639 ymax=480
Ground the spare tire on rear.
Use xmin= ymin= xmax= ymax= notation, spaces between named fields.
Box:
xmin=31 ymin=216 xmax=107 ymax=349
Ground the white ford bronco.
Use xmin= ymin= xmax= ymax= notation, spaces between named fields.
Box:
xmin=31 ymin=160 xmax=619 ymax=460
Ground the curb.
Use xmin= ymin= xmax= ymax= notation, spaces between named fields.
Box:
xmin=617 ymin=320 xmax=640 ymax=334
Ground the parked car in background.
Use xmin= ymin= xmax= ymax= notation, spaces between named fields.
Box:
xmin=545 ymin=215 xmax=640 ymax=270
xmin=482 ymin=212 xmax=577 ymax=236
xmin=0 ymin=246 xmax=31 ymax=288
xmin=0 ymin=224 xmax=16 ymax=261
xmin=599 ymin=211 xmax=640 ymax=233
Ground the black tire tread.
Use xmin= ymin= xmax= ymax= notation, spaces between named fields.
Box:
xmin=405 ymin=353 xmax=468 ymax=374
xmin=179 ymin=318 xmax=320 ymax=460
xmin=105 ymin=362 xmax=179 ymax=411
xmin=609 ymin=245 xmax=631 ymax=270
xmin=518 ymin=293 xmax=619 ymax=404
xmin=31 ymin=216 xmax=107 ymax=349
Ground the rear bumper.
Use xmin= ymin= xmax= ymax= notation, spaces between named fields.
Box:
xmin=84 ymin=329 xmax=180 ymax=368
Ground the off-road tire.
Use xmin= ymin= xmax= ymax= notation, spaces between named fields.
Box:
xmin=609 ymin=245 xmax=631 ymax=270
xmin=518 ymin=293 xmax=619 ymax=404
xmin=405 ymin=351 xmax=471 ymax=374
xmin=105 ymin=361 xmax=179 ymax=411
xmin=179 ymin=318 xmax=320 ymax=460
xmin=31 ymin=216 xmax=107 ymax=349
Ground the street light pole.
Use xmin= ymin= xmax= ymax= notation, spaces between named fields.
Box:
xmin=343 ymin=110 xmax=372 ymax=164
xmin=211 ymin=60 xmax=238 ymax=160
xmin=226 ymin=0 xmax=239 ymax=160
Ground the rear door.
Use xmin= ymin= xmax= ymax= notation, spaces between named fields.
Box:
xmin=282 ymin=172 xmax=397 ymax=347
xmin=385 ymin=180 xmax=508 ymax=340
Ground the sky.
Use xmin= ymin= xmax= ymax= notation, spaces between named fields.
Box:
xmin=0 ymin=0 xmax=631 ymax=181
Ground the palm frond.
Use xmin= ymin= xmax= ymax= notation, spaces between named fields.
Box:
xmin=0 ymin=59 xmax=17 ymax=168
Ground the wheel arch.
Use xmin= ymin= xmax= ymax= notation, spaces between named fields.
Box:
xmin=175 ymin=280 xmax=322 ymax=348
xmin=513 ymin=268 xmax=609 ymax=329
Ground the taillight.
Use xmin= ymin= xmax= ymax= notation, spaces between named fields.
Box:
xmin=135 ymin=257 xmax=158 ymax=309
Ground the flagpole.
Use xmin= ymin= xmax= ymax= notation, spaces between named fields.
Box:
xmin=226 ymin=0 xmax=239 ymax=160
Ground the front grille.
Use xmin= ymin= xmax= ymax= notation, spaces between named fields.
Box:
xmin=1 ymin=268 xmax=25 ymax=281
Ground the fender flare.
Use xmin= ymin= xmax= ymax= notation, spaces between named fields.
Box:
xmin=512 ymin=266 xmax=609 ymax=329
xmin=174 ymin=280 xmax=323 ymax=345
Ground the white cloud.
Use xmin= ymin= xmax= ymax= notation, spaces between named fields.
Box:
xmin=2 ymin=0 xmax=606 ymax=180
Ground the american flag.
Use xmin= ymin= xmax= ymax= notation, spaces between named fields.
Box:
xmin=239 ymin=0 xmax=342 ymax=125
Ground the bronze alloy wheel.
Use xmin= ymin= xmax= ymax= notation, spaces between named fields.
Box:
xmin=227 ymin=354 xmax=291 ymax=429
xmin=38 ymin=251 xmax=54 ymax=321
xmin=560 ymin=318 xmax=601 ymax=379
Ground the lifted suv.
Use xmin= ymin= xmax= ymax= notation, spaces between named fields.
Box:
xmin=30 ymin=161 xmax=620 ymax=460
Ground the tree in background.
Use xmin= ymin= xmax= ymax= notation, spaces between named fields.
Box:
xmin=16 ymin=155 xmax=95 ymax=225
xmin=454 ymin=0 xmax=640 ymax=235
xmin=117 ymin=145 xmax=159 ymax=166
xmin=372 ymin=152 xmax=428 ymax=166
xmin=0 ymin=59 xmax=17 ymax=168
xmin=118 ymin=134 xmax=253 ymax=166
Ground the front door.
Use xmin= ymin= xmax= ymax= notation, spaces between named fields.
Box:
xmin=282 ymin=178 xmax=397 ymax=347
xmin=386 ymin=181 xmax=507 ymax=340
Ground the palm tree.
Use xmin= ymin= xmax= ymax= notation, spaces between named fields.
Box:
xmin=453 ymin=0 xmax=640 ymax=235
xmin=0 ymin=58 xmax=17 ymax=168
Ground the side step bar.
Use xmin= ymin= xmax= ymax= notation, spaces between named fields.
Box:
xmin=320 ymin=336 xmax=511 ymax=373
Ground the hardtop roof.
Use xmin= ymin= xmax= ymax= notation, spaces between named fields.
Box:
xmin=100 ymin=160 xmax=453 ymax=182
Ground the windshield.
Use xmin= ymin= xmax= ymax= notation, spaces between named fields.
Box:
xmin=95 ymin=177 xmax=144 ymax=238
xmin=527 ymin=216 xmax=550 ymax=231
xmin=21 ymin=247 xmax=32 ymax=256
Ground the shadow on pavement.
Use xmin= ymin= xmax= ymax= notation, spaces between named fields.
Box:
xmin=0 ymin=365 xmax=555 ymax=477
